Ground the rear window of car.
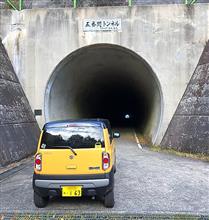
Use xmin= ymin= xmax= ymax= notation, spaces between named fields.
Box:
xmin=40 ymin=126 xmax=105 ymax=149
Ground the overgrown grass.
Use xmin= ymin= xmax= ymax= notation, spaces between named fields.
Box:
xmin=150 ymin=145 xmax=209 ymax=162
xmin=136 ymin=134 xmax=209 ymax=162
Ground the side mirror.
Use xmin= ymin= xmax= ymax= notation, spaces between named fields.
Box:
xmin=113 ymin=132 xmax=120 ymax=138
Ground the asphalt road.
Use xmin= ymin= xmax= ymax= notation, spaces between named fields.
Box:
xmin=0 ymin=130 xmax=209 ymax=214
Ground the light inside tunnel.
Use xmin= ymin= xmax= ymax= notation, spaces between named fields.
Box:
xmin=45 ymin=44 xmax=163 ymax=142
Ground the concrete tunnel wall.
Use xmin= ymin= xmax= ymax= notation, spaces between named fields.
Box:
xmin=1 ymin=4 xmax=209 ymax=145
xmin=45 ymin=44 xmax=163 ymax=140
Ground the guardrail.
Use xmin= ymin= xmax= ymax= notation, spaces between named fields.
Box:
xmin=3 ymin=0 xmax=199 ymax=10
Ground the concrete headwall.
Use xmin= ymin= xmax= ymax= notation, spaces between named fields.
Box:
xmin=0 ymin=39 xmax=40 ymax=167
xmin=0 ymin=4 xmax=209 ymax=148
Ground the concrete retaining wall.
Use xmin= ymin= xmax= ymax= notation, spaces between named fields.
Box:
xmin=161 ymin=41 xmax=209 ymax=155
xmin=0 ymin=39 xmax=40 ymax=167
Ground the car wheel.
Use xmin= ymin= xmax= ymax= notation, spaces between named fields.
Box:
xmin=104 ymin=189 xmax=114 ymax=208
xmin=34 ymin=191 xmax=49 ymax=208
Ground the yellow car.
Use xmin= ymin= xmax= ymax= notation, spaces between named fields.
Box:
xmin=33 ymin=119 xmax=120 ymax=208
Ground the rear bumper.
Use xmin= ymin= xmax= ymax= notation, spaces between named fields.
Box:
xmin=35 ymin=178 xmax=109 ymax=188
xmin=33 ymin=170 xmax=114 ymax=198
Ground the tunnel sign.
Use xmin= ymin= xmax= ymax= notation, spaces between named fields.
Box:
xmin=83 ymin=19 xmax=122 ymax=32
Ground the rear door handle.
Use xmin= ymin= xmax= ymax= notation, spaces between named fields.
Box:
xmin=66 ymin=165 xmax=77 ymax=169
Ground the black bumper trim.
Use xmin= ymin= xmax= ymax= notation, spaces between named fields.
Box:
xmin=33 ymin=172 xmax=110 ymax=181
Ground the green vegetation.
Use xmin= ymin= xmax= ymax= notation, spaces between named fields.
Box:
xmin=136 ymin=134 xmax=209 ymax=162
xmin=150 ymin=144 xmax=209 ymax=162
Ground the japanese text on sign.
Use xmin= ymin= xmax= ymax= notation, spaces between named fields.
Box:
xmin=83 ymin=19 xmax=122 ymax=32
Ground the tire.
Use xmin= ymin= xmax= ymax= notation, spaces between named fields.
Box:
xmin=34 ymin=191 xmax=49 ymax=208
xmin=104 ymin=189 xmax=114 ymax=208
xmin=114 ymin=165 xmax=116 ymax=173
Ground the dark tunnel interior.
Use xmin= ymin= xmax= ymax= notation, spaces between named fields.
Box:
xmin=77 ymin=75 xmax=152 ymax=129
xmin=45 ymin=44 xmax=162 ymax=141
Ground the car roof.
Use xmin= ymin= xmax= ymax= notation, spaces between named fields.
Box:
xmin=43 ymin=119 xmax=111 ymax=130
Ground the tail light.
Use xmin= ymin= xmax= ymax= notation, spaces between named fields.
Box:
xmin=102 ymin=152 xmax=110 ymax=170
xmin=35 ymin=154 xmax=42 ymax=171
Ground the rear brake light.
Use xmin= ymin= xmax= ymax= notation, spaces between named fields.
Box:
xmin=103 ymin=158 xmax=109 ymax=164
xmin=102 ymin=152 xmax=110 ymax=170
xmin=35 ymin=159 xmax=41 ymax=165
xmin=35 ymin=154 xmax=42 ymax=171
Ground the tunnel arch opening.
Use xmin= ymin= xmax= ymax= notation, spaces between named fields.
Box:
xmin=45 ymin=44 xmax=163 ymax=143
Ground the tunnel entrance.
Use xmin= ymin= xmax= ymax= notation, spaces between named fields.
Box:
xmin=45 ymin=44 xmax=163 ymax=142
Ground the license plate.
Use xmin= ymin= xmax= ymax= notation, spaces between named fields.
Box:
xmin=61 ymin=186 xmax=82 ymax=197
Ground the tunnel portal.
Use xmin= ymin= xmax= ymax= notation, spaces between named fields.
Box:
xmin=45 ymin=44 xmax=163 ymax=142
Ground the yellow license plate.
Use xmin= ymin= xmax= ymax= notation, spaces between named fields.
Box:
xmin=62 ymin=186 xmax=82 ymax=197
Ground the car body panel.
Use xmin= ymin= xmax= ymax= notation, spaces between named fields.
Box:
xmin=34 ymin=120 xmax=115 ymax=176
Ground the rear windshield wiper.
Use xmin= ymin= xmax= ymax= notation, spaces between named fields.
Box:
xmin=68 ymin=146 xmax=77 ymax=156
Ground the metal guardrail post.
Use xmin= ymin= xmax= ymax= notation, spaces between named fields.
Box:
xmin=19 ymin=0 xmax=23 ymax=10
xmin=5 ymin=0 xmax=23 ymax=10
xmin=73 ymin=0 xmax=77 ymax=8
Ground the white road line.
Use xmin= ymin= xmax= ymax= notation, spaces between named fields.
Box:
xmin=133 ymin=130 xmax=143 ymax=150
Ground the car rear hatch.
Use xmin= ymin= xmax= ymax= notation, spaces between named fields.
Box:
xmin=38 ymin=123 xmax=106 ymax=175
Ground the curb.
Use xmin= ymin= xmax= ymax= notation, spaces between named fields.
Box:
xmin=0 ymin=159 xmax=33 ymax=182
